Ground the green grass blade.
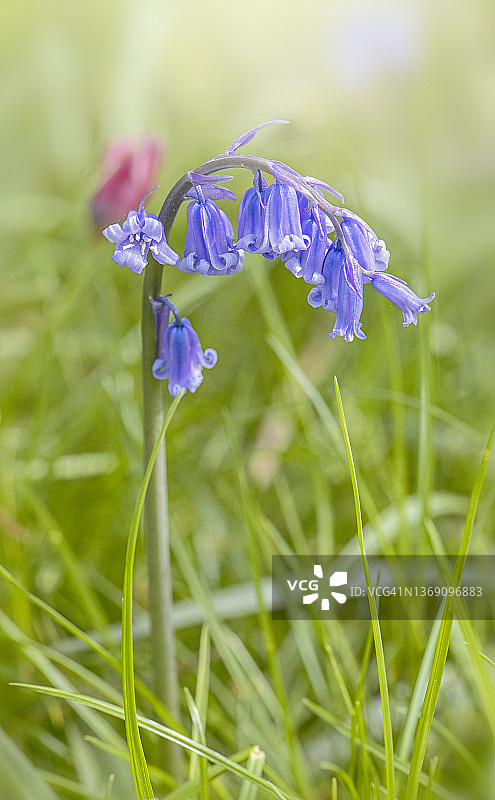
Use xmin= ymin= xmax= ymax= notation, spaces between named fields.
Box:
xmin=122 ymin=391 xmax=183 ymax=800
xmin=424 ymin=517 xmax=495 ymax=738
xmin=321 ymin=762 xmax=360 ymax=800
xmin=238 ymin=746 xmax=266 ymax=800
xmin=12 ymin=685 xmax=297 ymax=800
xmin=304 ymin=699 xmax=458 ymax=800
xmin=396 ymin=617 xmax=442 ymax=762
xmin=0 ymin=562 xmax=182 ymax=730
xmin=0 ymin=725 xmax=58 ymax=800
xmin=185 ymin=688 xmax=209 ymax=800
xmin=188 ymin=626 xmax=210 ymax=783
xmin=404 ymin=427 xmax=494 ymax=800
xmin=334 ymin=377 xmax=395 ymax=800
xmin=223 ymin=410 xmax=313 ymax=799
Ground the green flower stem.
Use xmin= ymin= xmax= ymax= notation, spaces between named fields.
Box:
xmin=142 ymin=149 xmax=348 ymax=781
xmin=157 ymin=153 xmax=351 ymax=258
xmin=141 ymin=260 xmax=183 ymax=779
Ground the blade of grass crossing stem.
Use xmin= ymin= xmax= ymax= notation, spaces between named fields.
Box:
xmin=238 ymin=746 xmax=266 ymax=800
xmin=404 ymin=427 xmax=494 ymax=800
xmin=184 ymin=688 xmax=209 ymax=800
xmin=122 ymin=392 xmax=183 ymax=800
xmin=11 ymin=686 xmax=295 ymax=800
xmin=334 ymin=377 xmax=395 ymax=800
xmin=188 ymin=626 xmax=210 ymax=782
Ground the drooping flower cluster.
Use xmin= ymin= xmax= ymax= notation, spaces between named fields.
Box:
xmin=103 ymin=121 xmax=434 ymax=395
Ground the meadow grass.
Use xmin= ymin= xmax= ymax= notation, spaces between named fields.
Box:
xmin=1 ymin=219 xmax=493 ymax=798
xmin=2 ymin=3 xmax=495 ymax=797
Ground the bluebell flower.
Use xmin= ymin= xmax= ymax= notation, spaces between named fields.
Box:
xmin=328 ymin=265 xmax=366 ymax=342
xmin=283 ymin=204 xmax=331 ymax=283
xmin=370 ymin=273 xmax=435 ymax=326
xmin=236 ymin=176 xmax=310 ymax=259
xmin=339 ymin=213 xmax=390 ymax=281
xmin=308 ymin=240 xmax=366 ymax=340
xmin=151 ymin=297 xmax=217 ymax=396
xmin=102 ymin=193 xmax=178 ymax=274
xmin=236 ymin=172 xmax=274 ymax=257
xmin=179 ymin=185 xmax=243 ymax=276
xmin=307 ymin=240 xmax=342 ymax=312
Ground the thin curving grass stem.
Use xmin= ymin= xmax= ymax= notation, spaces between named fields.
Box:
xmin=334 ymin=376 xmax=395 ymax=800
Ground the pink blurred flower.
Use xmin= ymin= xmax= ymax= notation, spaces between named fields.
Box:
xmin=91 ymin=134 xmax=164 ymax=227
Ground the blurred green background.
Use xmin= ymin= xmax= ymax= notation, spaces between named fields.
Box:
xmin=1 ymin=1 xmax=495 ymax=799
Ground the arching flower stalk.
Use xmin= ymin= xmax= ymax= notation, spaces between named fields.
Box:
xmin=102 ymin=120 xmax=434 ymax=779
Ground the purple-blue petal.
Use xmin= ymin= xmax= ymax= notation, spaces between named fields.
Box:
xmin=306 ymin=241 xmax=343 ymax=312
xmin=151 ymin=236 xmax=179 ymax=266
xmin=262 ymin=183 xmax=310 ymax=255
xmin=282 ymin=209 xmax=329 ymax=283
xmin=236 ymin=185 xmax=267 ymax=253
xmin=328 ymin=270 xmax=366 ymax=342
xmin=112 ymin=244 xmax=147 ymax=274
xmin=303 ymin=176 xmax=345 ymax=204
xmin=102 ymin=223 xmax=126 ymax=243
xmin=142 ymin=215 xmax=164 ymax=241
xmin=225 ymin=120 xmax=289 ymax=155
xmin=122 ymin=211 xmax=142 ymax=236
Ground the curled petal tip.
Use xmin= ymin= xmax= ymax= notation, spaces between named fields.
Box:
xmin=225 ymin=120 xmax=290 ymax=155
xmin=137 ymin=185 xmax=159 ymax=212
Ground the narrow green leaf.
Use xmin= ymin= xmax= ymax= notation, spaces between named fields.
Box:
xmin=239 ymin=746 xmax=266 ymax=800
xmin=122 ymin=391 xmax=183 ymax=800
xmin=11 ymin=685 xmax=297 ymax=800
xmin=0 ymin=562 xmax=182 ymax=730
xmin=188 ymin=626 xmax=210 ymax=784
xmin=404 ymin=427 xmax=494 ymax=800
xmin=185 ymin=688 xmax=209 ymax=800
xmin=304 ymin=699 xmax=458 ymax=800
xmin=334 ymin=377 xmax=395 ymax=800
xmin=320 ymin=763 xmax=360 ymax=800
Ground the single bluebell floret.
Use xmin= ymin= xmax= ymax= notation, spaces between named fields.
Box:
xmin=307 ymin=239 xmax=342 ymax=312
xmin=370 ymin=273 xmax=435 ymax=326
xmin=236 ymin=175 xmax=310 ymax=259
xmin=283 ymin=204 xmax=331 ymax=283
xmin=102 ymin=192 xmax=178 ymax=274
xmin=236 ymin=172 xmax=273 ymax=257
xmin=329 ymin=261 xmax=366 ymax=342
xmin=179 ymin=184 xmax=243 ymax=276
xmin=308 ymin=240 xmax=366 ymax=340
xmin=151 ymin=297 xmax=217 ymax=396
xmin=262 ymin=181 xmax=311 ymax=256
xmin=340 ymin=213 xmax=390 ymax=282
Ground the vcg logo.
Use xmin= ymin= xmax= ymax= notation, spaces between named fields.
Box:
xmin=287 ymin=564 xmax=347 ymax=611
